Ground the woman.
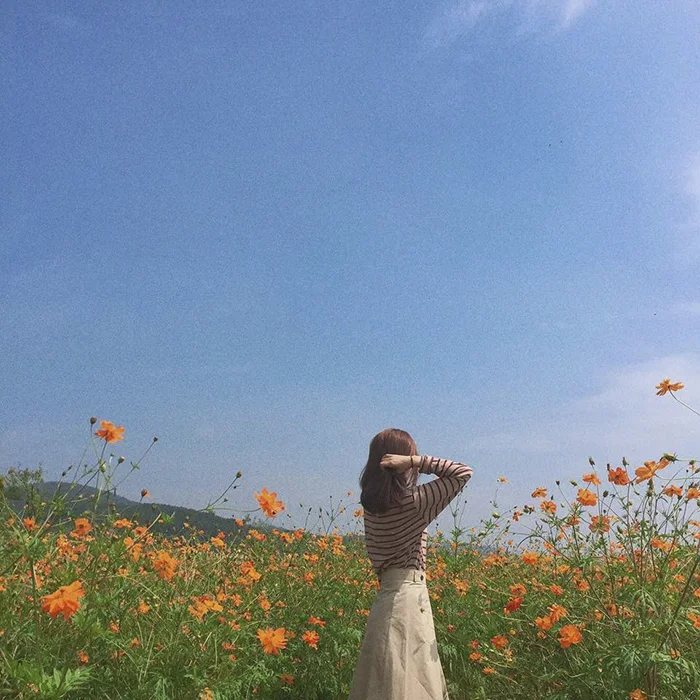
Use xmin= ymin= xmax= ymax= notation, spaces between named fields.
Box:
xmin=348 ymin=428 xmax=473 ymax=700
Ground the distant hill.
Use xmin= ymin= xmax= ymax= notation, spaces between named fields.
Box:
xmin=6 ymin=480 xmax=263 ymax=540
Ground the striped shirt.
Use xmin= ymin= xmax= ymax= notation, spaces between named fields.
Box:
xmin=363 ymin=456 xmax=473 ymax=574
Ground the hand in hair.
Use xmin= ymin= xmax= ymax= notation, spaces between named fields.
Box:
xmin=379 ymin=454 xmax=416 ymax=474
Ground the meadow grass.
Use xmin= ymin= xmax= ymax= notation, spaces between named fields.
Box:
xmin=1 ymin=380 xmax=698 ymax=700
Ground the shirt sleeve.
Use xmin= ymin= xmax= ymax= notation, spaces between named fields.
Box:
xmin=412 ymin=455 xmax=473 ymax=524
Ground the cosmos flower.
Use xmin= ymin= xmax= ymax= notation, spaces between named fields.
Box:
xmin=41 ymin=580 xmax=85 ymax=620
xmin=257 ymin=627 xmax=287 ymax=655
xmin=94 ymin=420 xmax=125 ymax=443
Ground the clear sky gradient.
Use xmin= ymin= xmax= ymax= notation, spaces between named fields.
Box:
xmin=2 ymin=1 xmax=700 ymax=532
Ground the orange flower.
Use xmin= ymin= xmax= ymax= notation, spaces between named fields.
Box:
xmin=629 ymin=690 xmax=647 ymax=700
xmin=483 ymin=666 xmax=495 ymax=675
xmin=549 ymin=604 xmax=568 ymax=622
xmin=540 ymin=500 xmax=557 ymax=514
xmin=469 ymin=651 xmax=482 ymax=662
xmin=634 ymin=459 xmax=669 ymax=484
xmin=535 ymin=615 xmax=553 ymax=631
xmin=141 ymin=489 xmax=151 ymax=499
xmin=491 ymin=634 xmax=509 ymax=650
xmin=509 ymin=584 xmax=527 ymax=597
xmin=94 ymin=420 xmax=125 ymax=443
xmin=77 ymin=650 xmax=89 ymax=663
xmin=239 ymin=560 xmax=262 ymax=581
xmin=23 ymin=517 xmax=37 ymax=531
xmin=521 ymin=552 xmax=539 ymax=566
xmin=576 ymin=489 xmax=597 ymax=506
xmin=655 ymin=378 xmax=684 ymax=396
xmin=582 ymin=472 xmax=601 ymax=485
xmin=589 ymin=515 xmax=610 ymax=534
xmin=687 ymin=612 xmax=700 ymax=628
xmin=558 ymin=624 xmax=582 ymax=648
xmin=531 ymin=488 xmax=547 ymax=498
xmin=504 ymin=597 xmax=523 ymax=614
xmin=41 ymin=580 xmax=85 ymax=620
xmin=497 ymin=477 xmax=508 ymax=483
xmin=280 ymin=674 xmax=295 ymax=686
xmin=687 ymin=487 xmax=700 ymax=500
xmin=254 ymin=488 xmax=285 ymax=518
xmin=152 ymin=551 xmax=178 ymax=580
xmin=607 ymin=467 xmax=630 ymax=486
xmin=257 ymin=627 xmax=287 ymax=655
xmin=72 ymin=518 xmax=92 ymax=537
xmin=663 ymin=485 xmax=683 ymax=497
xmin=308 ymin=616 xmax=326 ymax=627
xmin=302 ymin=630 xmax=320 ymax=649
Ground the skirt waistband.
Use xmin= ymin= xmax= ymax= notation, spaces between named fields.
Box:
xmin=377 ymin=567 xmax=426 ymax=585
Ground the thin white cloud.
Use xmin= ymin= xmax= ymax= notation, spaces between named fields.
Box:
xmin=43 ymin=13 xmax=92 ymax=34
xmin=671 ymin=301 xmax=700 ymax=317
xmin=424 ymin=0 xmax=595 ymax=49
xmin=670 ymin=155 xmax=700 ymax=261
xmin=424 ymin=1 xmax=493 ymax=49
xmin=561 ymin=0 xmax=596 ymax=28
xmin=469 ymin=354 xmax=700 ymax=467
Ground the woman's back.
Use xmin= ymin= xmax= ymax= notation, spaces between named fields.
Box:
xmin=363 ymin=456 xmax=473 ymax=574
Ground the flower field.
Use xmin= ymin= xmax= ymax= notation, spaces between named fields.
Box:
xmin=1 ymin=380 xmax=699 ymax=700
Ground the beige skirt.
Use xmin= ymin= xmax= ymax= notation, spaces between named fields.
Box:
xmin=348 ymin=568 xmax=449 ymax=700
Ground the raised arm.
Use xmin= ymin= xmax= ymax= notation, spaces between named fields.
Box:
xmin=413 ymin=455 xmax=473 ymax=524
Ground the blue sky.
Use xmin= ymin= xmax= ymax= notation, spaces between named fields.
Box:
xmin=2 ymin=1 xmax=700 ymax=532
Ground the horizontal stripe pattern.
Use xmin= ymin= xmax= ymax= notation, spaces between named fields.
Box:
xmin=363 ymin=456 xmax=473 ymax=574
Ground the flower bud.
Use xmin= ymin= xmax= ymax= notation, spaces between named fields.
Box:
xmin=236 ymin=471 xmax=243 ymax=479
xmin=90 ymin=416 xmax=97 ymax=425
xmin=588 ymin=457 xmax=595 ymax=466
xmin=118 ymin=456 xmax=125 ymax=464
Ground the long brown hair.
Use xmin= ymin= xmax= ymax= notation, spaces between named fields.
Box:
xmin=359 ymin=428 xmax=418 ymax=514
